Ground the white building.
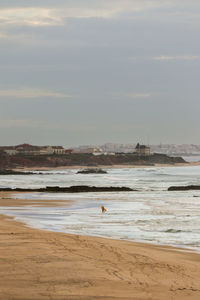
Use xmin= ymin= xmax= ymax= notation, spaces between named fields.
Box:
xmin=135 ymin=143 xmax=151 ymax=156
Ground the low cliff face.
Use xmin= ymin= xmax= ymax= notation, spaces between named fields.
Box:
xmin=0 ymin=152 xmax=186 ymax=169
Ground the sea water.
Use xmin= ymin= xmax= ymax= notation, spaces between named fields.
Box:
xmin=0 ymin=165 xmax=200 ymax=251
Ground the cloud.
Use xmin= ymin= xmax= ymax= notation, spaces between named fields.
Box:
xmin=0 ymin=118 xmax=61 ymax=129
xmin=0 ymin=31 xmax=36 ymax=45
xmin=0 ymin=88 xmax=73 ymax=99
xmin=126 ymin=93 xmax=152 ymax=98
xmin=0 ymin=119 xmax=34 ymax=128
xmin=0 ymin=1 xmax=200 ymax=29
xmin=0 ymin=1 xmax=179 ymax=28
xmin=110 ymin=92 xmax=152 ymax=100
xmin=153 ymin=55 xmax=200 ymax=61
xmin=0 ymin=32 xmax=8 ymax=38
xmin=0 ymin=118 xmax=100 ymax=132
xmin=0 ymin=8 xmax=63 ymax=27
xmin=58 ymin=1 xmax=168 ymax=19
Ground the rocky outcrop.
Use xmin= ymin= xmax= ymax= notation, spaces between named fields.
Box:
xmin=168 ymin=185 xmax=200 ymax=191
xmin=0 ymin=185 xmax=135 ymax=193
xmin=146 ymin=153 xmax=185 ymax=164
xmin=0 ymin=169 xmax=43 ymax=175
xmin=77 ymin=168 xmax=107 ymax=174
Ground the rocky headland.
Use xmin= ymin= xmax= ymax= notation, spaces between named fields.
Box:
xmin=0 ymin=151 xmax=186 ymax=170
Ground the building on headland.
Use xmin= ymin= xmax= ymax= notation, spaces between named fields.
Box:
xmin=72 ymin=147 xmax=103 ymax=155
xmin=51 ymin=146 xmax=65 ymax=155
xmin=135 ymin=143 xmax=150 ymax=156
xmin=1 ymin=142 xmax=151 ymax=156
xmin=2 ymin=147 xmax=17 ymax=156
xmin=0 ymin=144 xmax=66 ymax=156
xmin=65 ymin=149 xmax=73 ymax=154
xmin=0 ymin=144 xmax=39 ymax=156
xmin=15 ymin=144 xmax=41 ymax=155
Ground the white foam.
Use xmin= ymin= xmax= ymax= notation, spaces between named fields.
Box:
xmin=1 ymin=165 xmax=200 ymax=251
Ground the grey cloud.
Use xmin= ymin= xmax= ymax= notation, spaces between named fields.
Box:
xmin=0 ymin=88 xmax=73 ymax=99
xmin=1 ymin=0 xmax=200 ymax=29
xmin=0 ymin=0 xmax=200 ymax=145
xmin=153 ymin=55 xmax=200 ymax=61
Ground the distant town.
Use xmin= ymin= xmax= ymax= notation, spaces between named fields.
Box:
xmin=99 ymin=143 xmax=200 ymax=156
xmin=0 ymin=143 xmax=150 ymax=156
xmin=1 ymin=143 xmax=200 ymax=157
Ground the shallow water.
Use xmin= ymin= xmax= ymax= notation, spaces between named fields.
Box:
xmin=0 ymin=165 xmax=200 ymax=251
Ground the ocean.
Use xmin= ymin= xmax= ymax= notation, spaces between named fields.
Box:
xmin=0 ymin=165 xmax=200 ymax=251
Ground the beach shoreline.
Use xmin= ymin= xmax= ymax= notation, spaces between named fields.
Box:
xmin=14 ymin=161 xmax=200 ymax=172
xmin=1 ymin=213 xmax=200 ymax=300
xmin=0 ymin=192 xmax=200 ymax=299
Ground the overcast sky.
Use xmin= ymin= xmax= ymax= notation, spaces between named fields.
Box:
xmin=0 ymin=0 xmax=200 ymax=147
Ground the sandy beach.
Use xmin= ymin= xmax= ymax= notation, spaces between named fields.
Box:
xmin=0 ymin=192 xmax=200 ymax=300
xmin=14 ymin=161 xmax=200 ymax=172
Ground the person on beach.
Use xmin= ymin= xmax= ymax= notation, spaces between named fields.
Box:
xmin=101 ymin=206 xmax=107 ymax=213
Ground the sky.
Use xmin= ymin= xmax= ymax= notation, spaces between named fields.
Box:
xmin=0 ymin=0 xmax=200 ymax=147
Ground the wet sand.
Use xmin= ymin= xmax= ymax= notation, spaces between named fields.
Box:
xmin=0 ymin=192 xmax=200 ymax=299
xmin=15 ymin=161 xmax=200 ymax=172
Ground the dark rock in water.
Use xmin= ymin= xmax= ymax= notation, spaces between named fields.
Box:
xmin=0 ymin=169 xmax=55 ymax=175
xmin=168 ymin=185 xmax=200 ymax=191
xmin=165 ymin=229 xmax=182 ymax=233
xmin=0 ymin=185 xmax=135 ymax=193
xmin=77 ymin=168 xmax=107 ymax=174
xmin=0 ymin=169 xmax=38 ymax=175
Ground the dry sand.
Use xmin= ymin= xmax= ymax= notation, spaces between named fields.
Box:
xmin=0 ymin=192 xmax=200 ymax=300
